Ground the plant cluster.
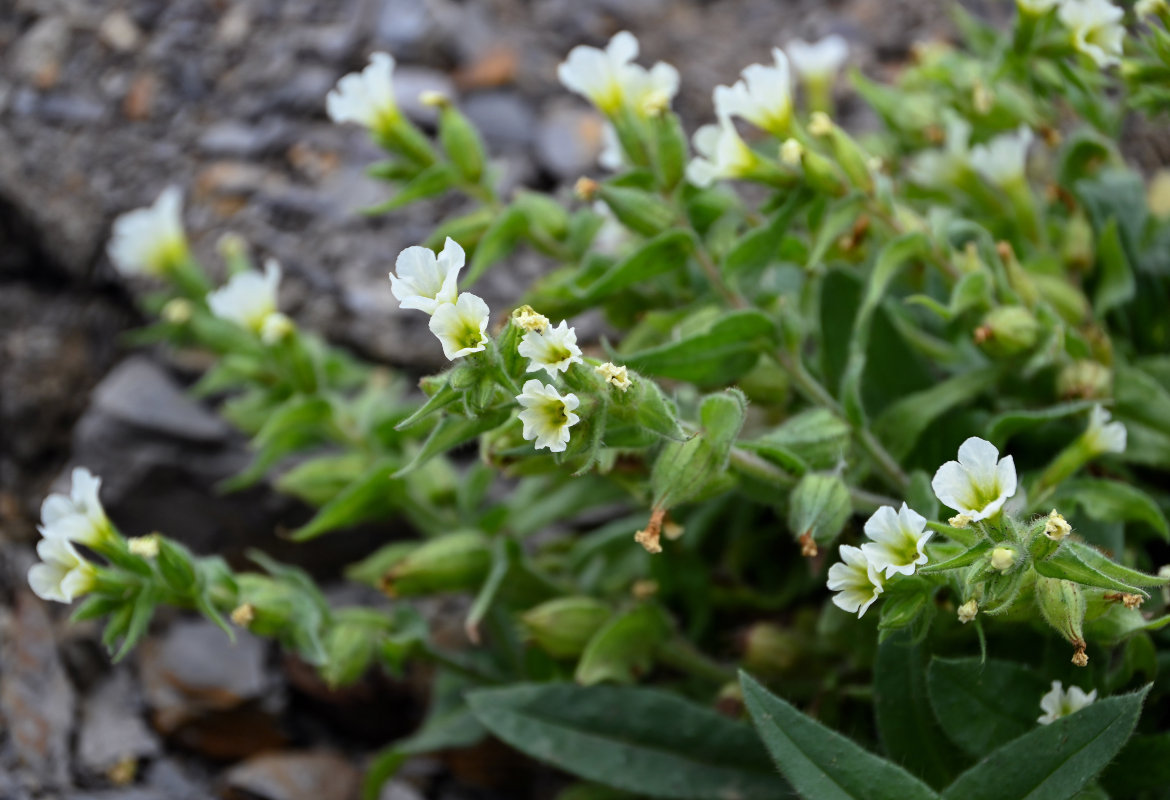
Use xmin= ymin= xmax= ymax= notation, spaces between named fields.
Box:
xmin=28 ymin=1 xmax=1170 ymax=797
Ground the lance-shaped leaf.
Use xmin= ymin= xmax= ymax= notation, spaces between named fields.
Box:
xmin=468 ymin=682 xmax=789 ymax=800
xmin=1067 ymin=541 xmax=1170 ymax=589
xmin=364 ymin=162 xmax=456 ymax=213
xmin=620 ymin=310 xmax=776 ymax=386
xmin=984 ymin=400 xmax=1097 ymax=445
xmin=465 ymin=205 xmax=528 ymax=287
xmin=579 ymin=230 xmax=695 ymax=303
xmin=1034 ymin=547 xmax=1149 ymax=597
xmin=873 ymin=367 xmax=1000 ymax=460
xmin=1051 ymin=479 xmax=1170 ymax=541
xmin=926 ymin=657 xmax=1050 ymax=757
xmin=291 ymin=457 xmax=403 ymax=541
xmin=575 ymin=604 xmax=670 ymax=686
xmin=740 ymin=671 xmax=938 ymax=800
xmin=940 ymin=686 xmax=1149 ymax=800
xmin=919 ymin=542 xmax=992 ymax=574
xmin=394 ymin=408 xmax=512 ymax=478
xmin=724 ymin=191 xmax=807 ymax=275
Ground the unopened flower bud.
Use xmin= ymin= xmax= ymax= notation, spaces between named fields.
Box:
xmin=641 ymin=88 xmax=670 ymax=117
xmin=809 ymin=111 xmax=833 ymax=137
xmin=991 ymin=547 xmax=1017 ymax=572
xmin=161 ymin=298 xmax=194 ymax=325
xmin=596 ymin=362 xmax=632 ymax=391
xmin=742 ymin=623 xmax=801 ymax=676
xmin=957 ymin=599 xmax=979 ymax=624
xmin=419 ymin=90 xmax=451 ymax=108
xmin=780 ymin=138 xmax=803 ymax=166
xmin=632 ymin=579 xmax=659 ymax=599
xmin=127 ymin=535 xmax=160 ymax=559
xmin=521 ymin=596 xmax=611 ymax=659
xmin=1057 ymin=360 xmax=1111 ymax=401
xmin=260 ymin=312 xmax=295 ymax=345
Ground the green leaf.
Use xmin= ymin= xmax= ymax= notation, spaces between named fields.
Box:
xmin=468 ymin=682 xmax=789 ymax=800
xmin=940 ymin=685 xmax=1149 ymax=800
xmin=575 ymin=604 xmax=670 ymax=686
xmin=291 ymin=458 xmax=402 ymax=541
xmin=1067 ymin=541 xmax=1170 ymax=588
xmin=873 ymin=367 xmax=999 ymax=460
xmin=919 ymin=541 xmax=991 ymax=574
xmin=1034 ymin=548 xmax=1147 ymax=596
xmin=1052 ymin=479 xmax=1170 ymax=541
xmin=748 ymin=409 xmax=851 ymax=471
xmin=984 ymin=400 xmax=1097 ymax=445
xmin=394 ymin=408 xmax=512 ymax=479
xmin=276 ymin=451 xmax=372 ymax=507
xmin=875 ymin=634 xmax=966 ymax=788
xmin=113 ymin=584 xmax=160 ymax=662
xmin=1115 ymin=364 xmax=1170 ymax=439
xmin=724 ymin=191 xmax=806 ymax=275
xmin=926 ymin=657 xmax=1050 ymax=757
xmin=740 ymin=671 xmax=938 ymax=800
xmin=466 ymin=206 xmax=528 ymax=288
xmin=620 ymin=309 xmax=776 ymax=385
xmin=394 ymin=380 xmax=460 ymax=431
xmin=580 ymin=230 xmax=695 ymax=303
xmin=364 ymin=162 xmax=455 ymax=213
xmin=223 ymin=395 xmax=334 ymax=491
xmin=1093 ymin=219 xmax=1135 ymax=317
xmin=840 ymin=233 xmax=928 ymax=424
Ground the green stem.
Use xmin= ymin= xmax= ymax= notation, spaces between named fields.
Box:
xmin=657 ymin=637 xmax=736 ymax=685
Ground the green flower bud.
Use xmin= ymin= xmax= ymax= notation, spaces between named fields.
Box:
xmin=1036 ymin=576 xmax=1089 ymax=666
xmin=800 ymin=147 xmax=847 ymax=196
xmin=976 ymin=306 xmax=1040 ymax=358
xmin=742 ymin=623 xmax=802 ymax=677
xmin=652 ymin=111 xmax=688 ymax=191
xmin=513 ymin=191 xmax=569 ymax=241
xmin=382 ymin=531 xmax=492 ymax=597
xmin=321 ymin=617 xmax=379 ymax=687
xmin=521 ymin=596 xmax=611 ymax=659
xmin=787 ymin=473 xmax=851 ymax=555
xmin=1057 ymin=360 xmax=1111 ymax=401
xmin=232 ymin=574 xmax=299 ymax=636
xmin=1062 ymin=212 xmax=1095 ymax=272
xmin=596 ymin=184 xmax=676 ymax=238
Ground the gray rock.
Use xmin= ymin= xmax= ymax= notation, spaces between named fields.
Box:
xmin=461 ymin=91 xmax=537 ymax=150
xmin=198 ymin=119 xmax=293 ymax=158
xmin=145 ymin=757 xmax=217 ymax=800
xmin=223 ymin=750 xmax=360 ymax=800
xmin=91 ymin=357 xmax=230 ymax=443
xmin=535 ymin=104 xmax=605 ymax=180
xmin=375 ymin=0 xmax=434 ymax=53
xmin=0 ymin=592 xmax=76 ymax=788
xmin=9 ymin=16 xmax=71 ymax=88
xmin=379 ymin=780 xmax=426 ymax=800
xmin=77 ymin=670 xmax=162 ymax=776
xmin=98 ymin=10 xmax=144 ymax=53
xmin=34 ymin=93 xmax=109 ymax=125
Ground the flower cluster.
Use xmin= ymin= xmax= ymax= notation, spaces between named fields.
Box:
xmin=28 ymin=468 xmax=108 ymax=604
xmin=388 ymin=238 xmax=490 ymax=361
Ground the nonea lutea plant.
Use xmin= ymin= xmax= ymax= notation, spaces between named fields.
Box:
xmin=37 ymin=13 xmax=1170 ymax=800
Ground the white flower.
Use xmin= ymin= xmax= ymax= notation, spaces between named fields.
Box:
xmin=827 ymin=545 xmax=885 ymax=617
xmin=516 ymin=380 xmax=581 ymax=453
xmin=518 ymin=320 xmax=583 ymax=378
xmin=968 ymin=126 xmax=1034 ymax=187
xmin=1137 ymin=0 xmax=1167 ymax=18
xmin=596 ymin=362 xmax=632 ymax=391
xmin=1038 ymin=680 xmax=1097 ymax=724
xmin=557 ymin=31 xmax=679 ymax=116
xmin=207 ymin=259 xmax=282 ymax=335
xmin=911 ymin=112 xmax=972 ymax=187
xmin=107 ymin=186 xmax=188 ymax=277
xmin=28 ymin=538 xmax=96 ymax=604
xmin=1045 ymin=509 xmax=1072 ymax=540
xmin=1018 ymin=0 xmax=1059 ymax=14
xmin=685 ymin=119 xmax=759 ymax=188
xmin=787 ymin=35 xmax=849 ymax=81
xmin=39 ymin=467 xmax=112 ymax=549
xmin=860 ymin=503 xmax=932 ymax=578
xmin=712 ymin=48 xmax=793 ymax=135
xmin=932 ymin=437 xmax=1018 ymax=522
xmin=326 ymin=52 xmax=399 ymax=132
xmin=1058 ymin=0 xmax=1125 ymax=68
xmin=1084 ymin=404 xmax=1126 ymax=455
xmin=599 ymin=123 xmax=626 ymax=171
xmin=428 ymin=293 xmax=490 ymax=360
xmin=390 ymin=238 xmax=465 ymax=315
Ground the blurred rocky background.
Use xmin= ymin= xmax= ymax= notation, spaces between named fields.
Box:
xmin=0 ymin=0 xmax=958 ymax=797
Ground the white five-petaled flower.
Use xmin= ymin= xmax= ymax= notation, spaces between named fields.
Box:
xmin=1037 ymin=680 xmax=1097 ymax=724
xmin=518 ymin=320 xmax=583 ymax=378
xmin=428 ymin=293 xmax=490 ymax=361
xmin=107 ymin=186 xmax=189 ymax=277
xmin=860 ymin=503 xmax=933 ymax=578
xmin=207 ymin=259 xmax=283 ymax=337
xmin=712 ymin=48 xmax=794 ymax=136
xmin=596 ymin=362 xmax=632 ymax=391
xmin=557 ymin=31 xmax=679 ymax=116
xmin=686 ymin=119 xmax=759 ymax=188
xmin=1058 ymin=0 xmax=1125 ymax=68
xmin=28 ymin=538 xmax=96 ymax=604
xmin=326 ymin=52 xmax=400 ymax=133
xmin=516 ymin=380 xmax=581 ymax=453
xmin=1083 ymin=404 xmax=1127 ymax=455
xmin=968 ymin=125 xmax=1034 ymax=187
xmin=932 ymin=437 xmax=1018 ymax=522
xmin=827 ymin=545 xmax=885 ymax=618
xmin=39 ymin=467 xmax=112 ymax=549
xmin=390 ymin=238 xmax=465 ymax=315
xmin=786 ymin=35 xmax=849 ymax=81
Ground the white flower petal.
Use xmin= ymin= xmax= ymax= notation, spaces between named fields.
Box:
xmin=428 ymin=293 xmax=489 ymax=360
